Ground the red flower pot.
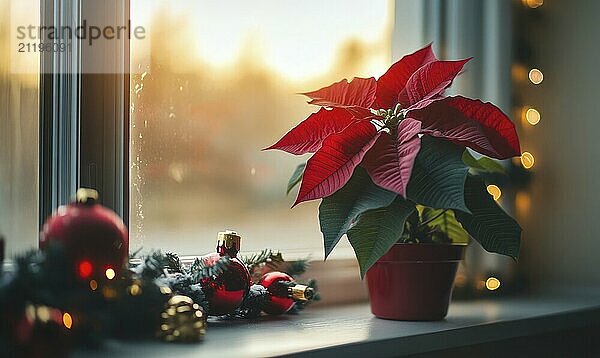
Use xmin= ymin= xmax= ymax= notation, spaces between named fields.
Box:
xmin=365 ymin=243 xmax=466 ymax=321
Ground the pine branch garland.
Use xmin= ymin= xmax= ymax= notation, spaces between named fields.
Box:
xmin=226 ymin=284 xmax=270 ymax=319
xmin=189 ymin=256 xmax=231 ymax=284
xmin=240 ymin=249 xmax=276 ymax=267
xmin=0 ymin=243 xmax=317 ymax=352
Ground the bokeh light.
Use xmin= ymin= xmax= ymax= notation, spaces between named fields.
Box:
xmin=511 ymin=63 xmax=528 ymax=82
xmin=62 ymin=312 xmax=73 ymax=329
xmin=129 ymin=284 xmax=142 ymax=296
xmin=516 ymin=191 xmax=532 ymax=216
xmin=529 ymin=68 xmax=544 ymax=84
xmin=522 ymin=0 xmax=544 ymax=9
xmin=486 ymin=277 xmax=501 ymax=291
xmin=487 ymin=185 xmax=502 ymax=201
xmin=78 ymin=260 xmax=93 ymax=279
xmin=525 ymin=108 xmax=541 ymax=125
xmin=105 ymin=268 xmax=116 ymax=280
xmin=521 ymin=152 xmax=535 ymax=169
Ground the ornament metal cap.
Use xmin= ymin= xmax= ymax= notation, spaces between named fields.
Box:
xmin=76 ymin=188 xmax=99 ymax=204
xmin=290 ymin=284 xmax=314 ymax=301
xmin=217 ymin=230 xmax=241 ymax=256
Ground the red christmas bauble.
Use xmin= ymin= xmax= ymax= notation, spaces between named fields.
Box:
xmin=259 ymin=271 xmax=296 ymax=315
xmin=200 ymin=253 xmax=251 ymax=316
xmin=200 ymin=231 xmax=251 ymax=316
xmin=40 ymin=188 xmax=129 ymax=280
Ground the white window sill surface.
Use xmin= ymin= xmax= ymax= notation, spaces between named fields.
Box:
xmin=73 ymin=288 xmax=600 ymax=358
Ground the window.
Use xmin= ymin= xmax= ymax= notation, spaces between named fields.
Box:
xmin=0 ymin=0 xmax=512 ymax=269
xmin=129 ymin=0 xmax=393 ymax=257
xmin=0 ymin=0 xmax=40 ymax=255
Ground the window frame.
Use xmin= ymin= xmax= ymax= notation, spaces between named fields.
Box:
xmin=36 ymin=0 xmax=371 ymax=304
xmin=38 ymin=0 xmax=513 ymax=286
xmin=33 ymin=0 xmax=515 ymax=307
xmin=39 ymin=0 xmax=80 ymax=225
xmin=39 ymin=0 xmax=130 ymax=225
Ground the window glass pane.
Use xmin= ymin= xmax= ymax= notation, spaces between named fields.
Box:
xmin=0 ymin=0 xmax=40 ymax=255
xmin=130 ymin=0 xmax=392 ymax=257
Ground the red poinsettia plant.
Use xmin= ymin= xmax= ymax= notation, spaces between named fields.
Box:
xmin=265 ymin=44 xmax=522 ymax=277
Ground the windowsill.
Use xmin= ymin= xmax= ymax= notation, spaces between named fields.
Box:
xmin=73 ymin=287 xmax=600 ymax=357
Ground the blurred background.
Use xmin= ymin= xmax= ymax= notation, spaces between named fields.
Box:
xmin=1 ymin=0 xmax=600 ymax=294
xmin=128 ymin=0 xmax=393 ymax=258
xmin=0 ymin=0 xmax=39 ymax=256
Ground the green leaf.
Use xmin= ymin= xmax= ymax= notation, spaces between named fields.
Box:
xmin=462 ymin=150 xmax=506 ymax=174
xmin=406 ymin=136 xmax=470 ymax=212
xmin=318 ymin=168 xmax=397 ymax=258
xmin=455 ymin=176 xmax=522 ymax=258
xmin=420 ymin=207 xmax=469 ymax=244
xmin=287 ymin=163 xmax=306 ymax=195
xmin=347 ymin=197 xmax=415 ymax=278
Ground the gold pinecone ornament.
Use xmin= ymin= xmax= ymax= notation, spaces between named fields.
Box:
xmin=157 ymin=295 xmax=207 ymax=342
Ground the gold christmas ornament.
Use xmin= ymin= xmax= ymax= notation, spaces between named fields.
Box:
xmin=157 ymin=295 xmax=206 ymax=343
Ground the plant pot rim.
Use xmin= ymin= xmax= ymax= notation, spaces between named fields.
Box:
xmin=375 ymin=242 xmax=467 ymax=263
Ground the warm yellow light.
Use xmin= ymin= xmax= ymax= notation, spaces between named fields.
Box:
xmin=62 ymin=312 xmax=73 ymax=329
xmin=89 ymin=279 xmax=98 ymax=291
xmin=102 ymin=287 xmax=117 ymax=299
xmin=105 ymin=268 xmax=116 ymax=280
xmin=525 ymin=108 xmax=541 ymax=125
xmin=529 ymin=68 xmax=544 ymax=84
xmin=511 ymin=64 xmax=528 ymax=82
xmin=36 ymin=306 xmax=51 ymax=323
xmin=129 ymin=284 xmax=142 ymax=296
xmin=487 ymin=185 xmax=502 ymax=201
xmin=160 ymin=1 xmax=394 ymax=81
xmin=25 ymin=305 xmax=36 ymax=322
xmin=521 ymin=152 xmax=535 ymax=169
xmin=455 ymin=273 xmax=467 ymax=287
xmin=486 ymin=277 xmax=501 ymax=291
xmin=516 ymin=191 xmax=532 ymax=216
xmin=522 ymin=0 xmax=544 ymax=8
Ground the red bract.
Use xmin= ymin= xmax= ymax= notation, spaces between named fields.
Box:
xmin=264 ymin=108 xmax=354 ymax=155
xmin=293 ymin=120 xmax=380 ymax=206
xmin=361 ymin=118 xmax=422 ymax=197
xmin=375 ymin=43 xmax=437 ymax=109
xmin=301 ymin=77 xmax=378 ymax=119
xmin=302 ymin=77 xmax=377 ymax=109
xmin=411 ymin=96 xmax=521 ymax=159
xmin=266 ymin=43 xmax=521 ymax=205
xmin=398 ymin=58 xmax=472 ymax=108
